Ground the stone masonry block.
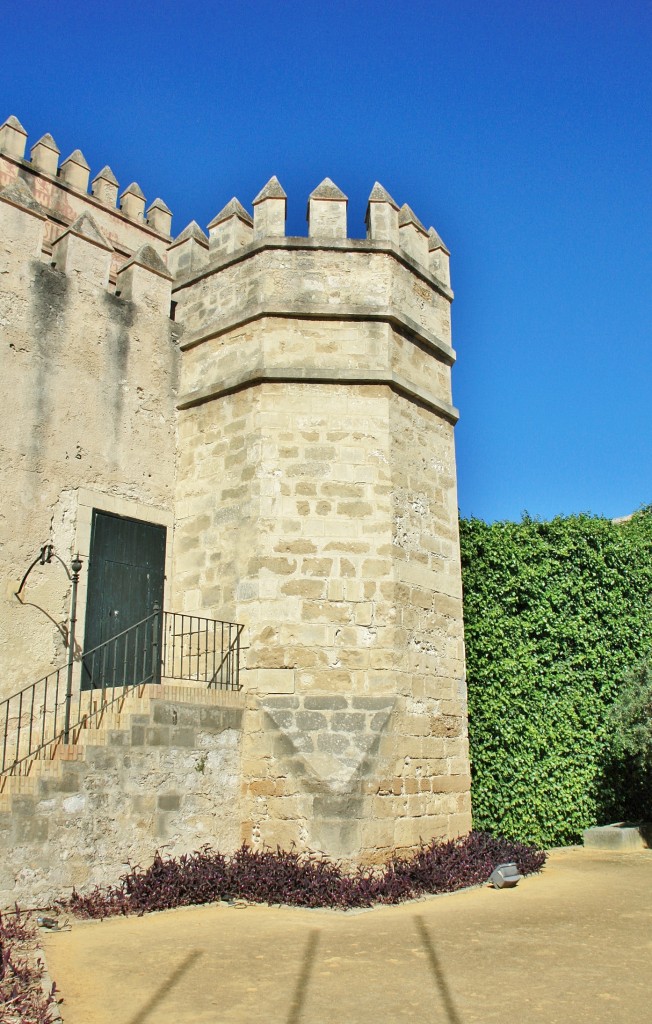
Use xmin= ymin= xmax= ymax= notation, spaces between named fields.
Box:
xmin=332 ymin=712 xmax=366 ymax=731
xmin=304 ymin=696 xmax=348 ymax=710
xmin=295 ymin=711 xmax=328 ymax=731
xmin=157 ymin=793 xmax=181 ymax=811
xmin=152 ymin=702 xmax=200 ymax=727
xmin=144 ymin=725 xmax=171 ymax=746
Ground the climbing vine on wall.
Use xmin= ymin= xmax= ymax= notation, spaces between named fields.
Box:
xmin=459 ymin=508 xmax=652 ymax=847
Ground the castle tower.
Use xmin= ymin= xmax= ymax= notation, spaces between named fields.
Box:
xmin=171 ymin=178 xmax=470 ymax=860
xmin=0 ymin=113 xmax=469 ymax=880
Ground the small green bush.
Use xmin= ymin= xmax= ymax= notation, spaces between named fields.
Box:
xmin=609 ymin=659 xmax=652 ymax=771
xmin=460 ymin=508 xmax=652 ymax=847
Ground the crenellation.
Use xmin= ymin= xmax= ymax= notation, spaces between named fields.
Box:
xmin=0 ymin=115 xmax=27 ymax=159
xmin=0 ymin=110 xmax=470 ymax=883
xmin=120 ymin=181 xmax=147 ymax=220
xmin=115 ymin=242 xmax=172 ymax=311
xmin=365 ymin=182 xmax=399 ymax=244
xmin=252 ymin=176 xmax=287 ymax=239
xmin=208 ymin=197 xmax=254 ymax=255
xmin=0 ymin=178 xmax=47 ymax=264
xmin=147 ymin=197 xmax=173 ymax=236
xmin=167 ymin=220 xmax=209 ymax=278
xmin=398 ymin=203 xmax=429 ymax=267
xmin=91 ymin=165 xmax=119 ymax=207
xmin=30 ymin=133 xmax=60 ymax=176
xmin=50 ymin=211 xmax=113 ymax=286
xmin=307 ymin=177 xmax=348 ymax=238
xmin=428 ymin=226 xmax=450 ymax=287
xmin=59 ymin=149 xmax=91 ymax=192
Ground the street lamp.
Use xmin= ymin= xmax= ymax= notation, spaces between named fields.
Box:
xmin=63 ymin=554 xmax=83 ymax=743
xmin=15 ymin=546 xmax=85 ymax=744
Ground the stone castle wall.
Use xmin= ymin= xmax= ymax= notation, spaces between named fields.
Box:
xmin=0 ymin=113 xmax=471 ymax=878
xmin=0 ymin=688 xmax=243 ymax=908
xmin=0 ymin=128 xmax=179 ymax=700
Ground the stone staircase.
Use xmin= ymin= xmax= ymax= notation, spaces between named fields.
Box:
xmin=0 ymin=681 xmax=245 ymax=805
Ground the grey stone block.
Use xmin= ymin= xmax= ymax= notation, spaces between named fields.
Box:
xmin=370 ymin=710 xmax=391 ymax=731
xmin=152 ymin=702 xmax=200 ymax=727
xmin=50 ymin=766 xmax=84 ymax=792
xmin=131 ymin=725 xmax=145 ymax=745
xmin=170 ymin=726 xmax=197 ymax=748
xmin=265 ymin=709 xmax=295 ymax=730
xmin=144 ymin=725 xmax=171 ymax=746
xmin=262 ymin=696 xmax=300 ymax=709
xmin=13 ymin=814 xmax=49 ymax=843
xmin=8 ymin=795 xmax=35 ymax=814
xmin=157 ymin=793 xmax=181 ymax=811
xmin=317 ymin=732 xmax=350 ymax=755
xmin=352 ymin=696 xmax=395 ymax=710
xmin=332 ymin=712 xmax=366 ymax=731
xmin=220 ymin=708 xmax=244 ymax=730
xmin=295 ymin=711 xmax=327 ymax=731
xmin=304 ymin=696 xmax=348 ymax=710
xmin=199 ymin=706 xmax=243 ymax=732
xmin=108 ymin=729 xmax=130 ymax=746
xmin=583 ymin=822 xmax=651 ymax=851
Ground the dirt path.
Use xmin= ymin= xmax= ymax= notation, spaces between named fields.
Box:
xmin=41 ymin=847 xmax=652 ymax=1024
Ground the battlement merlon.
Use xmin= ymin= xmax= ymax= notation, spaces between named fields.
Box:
xmin=0 ymin=116 xmax=27 ymax=159
xmin=0 ymin=116 xmax=174 ymax=263
xmin=183 ymin=178 xmax=451 ymax=289
xmin=51 ymin=212 xmax=113 ymax=287
xmin=171 ymin=181 xmax=454 ymax=335
xmin=173 ymin=188 xmax=457 ymax=425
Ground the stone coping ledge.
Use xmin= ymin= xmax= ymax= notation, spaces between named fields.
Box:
xmin=178 ymin=303 xmax=455 ymax=366
xmin=142 ymin=681 xmax=246 ymax=708
xmin=177 ymin=365 xmax=459 ymax=424
xmin=172 ymin=235 xmax=454 ymax=300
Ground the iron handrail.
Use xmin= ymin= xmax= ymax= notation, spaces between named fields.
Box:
xmin=1 ymin=609 xmax=243 ymax=778
xmin=161 ymin=612 xmax=244 ymax=689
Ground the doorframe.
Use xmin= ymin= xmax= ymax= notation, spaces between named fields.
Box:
xmin=73 ymin=489 xmax=174 ymax=659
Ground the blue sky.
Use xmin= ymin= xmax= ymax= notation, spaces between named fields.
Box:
xmin=2 ymin=1 xmax=650 ymax=522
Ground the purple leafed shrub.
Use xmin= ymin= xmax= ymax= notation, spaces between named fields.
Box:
xmin=0 ymin=908 xmax=59 ymax=1023
xmin=59 ymin=832 xmax=546 ymax=920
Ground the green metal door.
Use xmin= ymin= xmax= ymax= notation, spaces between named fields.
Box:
xmin=82 ymin=511 xmax=166 ymax=689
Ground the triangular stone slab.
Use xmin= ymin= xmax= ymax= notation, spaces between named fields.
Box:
xmin=368 ymin=181 xmax=399 ymax=209
xmin=67 ymin=212 xmax=112 ymax=249
xmin=309 ymin=178 xmax=347 ymax=202
xmin=121 ymin=243 xmax=171 ymax=278
xmin=428 ymin=226 xmax=450 ymax=254
xmin=253 ymin=176 xmax=287 ymax=204
xmin=208 ymin=197 xmax=253 ymax=229
xmin=261 ymin=694 xmax=395 ymax=794
xmin=399 ymin=203 xmax=427 ymax=234
xmin=0 ymin=178 xmax=45 ymax=216
xmin=172 ymin=220 xmax=209 ymax=246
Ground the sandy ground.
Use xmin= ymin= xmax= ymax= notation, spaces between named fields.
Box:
xmin=41 ymin=847 xmax=652 ymax=1024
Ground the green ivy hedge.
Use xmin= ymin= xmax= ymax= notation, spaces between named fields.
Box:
xmin=459 ymin=509 xmax=652 ymax=847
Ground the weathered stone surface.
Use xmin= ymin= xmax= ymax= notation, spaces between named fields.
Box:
xmin=583 ymin=823 xmax=651 ymax=851
xmin=0 ymin=691 xmax=244 ymax=908
xmin=1 ymin=126 xmax=470 ymax=872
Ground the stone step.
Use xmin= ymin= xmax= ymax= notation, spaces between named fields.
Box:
xmin=0 ymin=681 xmax=244 ymax=803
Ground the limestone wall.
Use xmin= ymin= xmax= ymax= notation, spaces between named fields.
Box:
xmin=0 ymin=117 xmax=471 ymax=866
xmin=170 ymin=196 xmax=470 ymax=861
xmin=0 ymin=689 xmax=244 ymax=908
xmin=0 ymin=116 xmax=173 ymax=283
xmin=0 ymin=177 xmax=179 ymax=703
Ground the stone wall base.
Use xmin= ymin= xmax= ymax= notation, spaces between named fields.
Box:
xmin=0 ymin=687 xmax=244 ymax=908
